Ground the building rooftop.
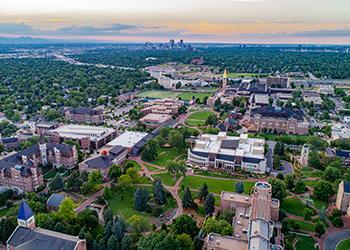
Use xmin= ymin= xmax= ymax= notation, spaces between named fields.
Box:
xmin=46 ymin=193 xmax=65 ymax=209
xmin=107 ymin=131 xmax=148 ymax=148
xmin=7 ymin=226 xmax=83 ymax=250
xmin=207 ymin=233 xmax=247 ymax=250
xmin=52 ymin=124 xmax=115 ymax=141
xmin=17 ymin=201 xmax=34 ymax=221
xmin=251 ymin=106 xmax=304 ymax=121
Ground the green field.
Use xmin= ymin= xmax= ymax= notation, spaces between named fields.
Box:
xmin=43 ymin=169 xmax=58 ymax=180
xmin=144 ymin=163 xmax=161 ymax=171
xmin=285 ymin=219 xmax=316 ymax=232
xmin=281 ymin=197 xmax=316 ymax=217
xmin=137 ymin=90 xmax=214 ymax=101
xmin=149 ymin=147 xmax=183 ymax=167
xmin=126 ymin=160 xmax=142 ymax=171
xmin=226 ymin=73 xmax=262 ymax=78
xmin=182 ymin=175 xmax=254 ymax=194
xmin=311 ymin=196 xmax=328 ymax=210
xmin=337 ymin=238 xmax=350 ymax=250
xmin=304 ymin=180 xmax=319 ymax=188
xmin=185 ymin=111 xmax=215 ymax=126
xmin=295 ymin=235 xmax=318 ymax=250
xmin=152 ymin=172 xmax=179 ymax=186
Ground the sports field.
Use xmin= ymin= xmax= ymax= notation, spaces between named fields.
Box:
xmin=138 ymin=90 xmax=213 ymax=101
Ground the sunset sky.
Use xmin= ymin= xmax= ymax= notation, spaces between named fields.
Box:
xmin=0 ymin=0 xmax=350 ymax=44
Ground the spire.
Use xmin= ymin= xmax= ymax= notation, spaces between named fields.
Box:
xmin=223 ymin=69 xmax=228 ymax=79
xmin=17 ymin=200 xmax=34 ymax=221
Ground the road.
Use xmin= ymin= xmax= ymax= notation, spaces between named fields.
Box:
xmin=323 ymin=230 xmax=350 ymax=250
xmin=265 ymin=140 xmax=276 ymax=173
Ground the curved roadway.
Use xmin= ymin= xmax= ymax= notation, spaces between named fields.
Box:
xmin=323 ymin=230 xmax=350 ymax=250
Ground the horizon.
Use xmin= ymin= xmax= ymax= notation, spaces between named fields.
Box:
xmin=1 ymin=0 xmax=350 ymax=44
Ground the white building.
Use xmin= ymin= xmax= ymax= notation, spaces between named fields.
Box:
xmin=107 ymin=131 xmax=148 ymax=149
xmin=187 ymin=132 xmax=267 ymax=174
xmin=332 ymin=123 xmax=350 ymax=140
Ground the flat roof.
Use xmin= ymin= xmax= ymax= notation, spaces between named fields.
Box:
xmin=207 ymin=233 xmax=247 ymax=250
xmin=52 ymin=124 xmax=115 ymax=141
xmin=107 ymin=131 xmax=148 ymax=148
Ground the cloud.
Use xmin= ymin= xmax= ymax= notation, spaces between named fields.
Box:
xmin=291 ymin=29 xmax=350 ymax=37
xmin=0 ymin=23 xmax=35 ymax=34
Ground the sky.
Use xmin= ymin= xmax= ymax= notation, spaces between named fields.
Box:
xmin=0 ymin=0 xmax=350 ymax=44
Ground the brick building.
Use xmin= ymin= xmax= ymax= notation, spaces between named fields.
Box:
xmin=64 ymin=107 xmax=105 ymax=124
xmin=141 ymin=98 xmax=183 ymax=115
xmin=249 ymin=106 xmax=309 ymax=135
xmin=336 ymin=181 xmax=350 ymax=215
xmin=0 ymin=142 xmax=77 ymax=192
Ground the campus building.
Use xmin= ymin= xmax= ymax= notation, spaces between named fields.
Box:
xmin=7 ymin=201 xmax=87 ymax=250
xmin=336 ymin=180 xmax=350 ymax=215
xmin=140 ymin=113 xmax=173 ymax=129
xmin=248 ymin=106 xmax=309 ymax=135
xmin=48 ymin=124 xmax=117 ymax=150
xmin=79 ymin=145 xmax=128 ymax=178
xmin=141 ymin=98 xmax=183 ymax=115
xmin=64 ymin=107 xmax=105 ymax=124
xmin=207 ymin=182 xmax=281 ymax=250
xmin=187 ymin=132 xmax=267 ymax=174
xmin=0 ymin=142 xmax=77 ymax=192
xmin=266 ymin=76 xmax=291 ymax=88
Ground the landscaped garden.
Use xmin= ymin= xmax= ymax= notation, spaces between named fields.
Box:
xmin=148 ymin=147 xmax=184 ymax=167
xmin=182 ymin=175 xmax=255 ymax=194
xmin=185 ymin=111 xmax=215 ymax=126
xmin=294 ymin=235 xmax=319 ymax=250
xmin=280 ymin=197 xmax=316 ymax=217
xmin=152 ymin=172 xmax=179 ymax=186
xmin=337 ymin=238 xmax=350 ymax=250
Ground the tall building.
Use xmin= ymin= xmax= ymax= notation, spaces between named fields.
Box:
xmin=299 ymin=144 xmax=309 ymax=167
xmin=336 ymin=180 xmax=350 ymax=215
xmin=7 ymin=201 xmax=87 ymax=250
xmin=64 ymin=107 xmax=105 ymax=125
xmin=222 ymin=69 xmax=228 ymax=89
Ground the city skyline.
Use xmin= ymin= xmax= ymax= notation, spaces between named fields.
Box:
xmin=0 ymin=0 xmax=350 ymax=44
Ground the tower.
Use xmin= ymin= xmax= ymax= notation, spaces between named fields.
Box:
xmin=222 ymin=69 xmax=228 ymax=89
xmin=17 ymin=200 xmax=35 ymax=229
xmin=250 ymin=182 xmax=273 ymax=221
xmin=39 ymin=138 xmax=47 ymax=166
xmin=299 ymin=144 xmax=309 ymax=167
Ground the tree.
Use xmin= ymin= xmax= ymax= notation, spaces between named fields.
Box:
xmin=112 ymin=217 xmax=127 ymax=241
xmin=126 ymin=167 xmax=139 ymax=183
xmin=109 ymin=164 xmax=122 ymax=179
xmin=308 ymin=150 xmax=322 ymax=169
xmin=314 ymin=180 xmax=334 ymax=201
xmin=104 ymin=207 xmax=113 ymax=223
xmin=169 ymin=130 xmax=184 ymax=149
xmin=54 ymin=222 xmax=67 ymax=233
xmin=205 ymin=114 xmax=217 ymax=126
xmin=284 ymin=175 xmax=295 ymax=190
xmin=323 ymin=166 xmax=341 ymax=182
xmin=198 ymin=183 xmax=209 ymax=201
xmin=176 ymin=233 xmax=194 ymax=250
xmin=153 ymin=179 xmax=166 ymax=205
xmin=303 ymin=208 xmax=314 ymax=220
xmin=182 ymin=187 xmax=194 ymax=209
xmin=205 ymin=194 xmax=215 ymax=216
xmin=138 ymin=232 xmax=180 ymax=250
xmin=315 ymin=221 xmax=326 ymax=237
xmin=269 ymin=179 xmax=287 ymax=201
xmin=78 ymin=209 xmax=99 ymax=229
xmin=103 ymin=187 xmax=113 ymax=200
xmin=118 ymin=174 xmax=132 ymax=190
xmin=235 ymin=182 xmax=244 ymax=194
xmin=141 ymin=140 xmax=159 ymax=161
xmin=218 ymin=210 xmax=235 ymax=223
xmin=171 ymin=215 xmax=199 ymax=238
xmin=128 ymin=215 xmax=150 ymax=233
xmin=203 ymin=218 xmax=233 ymax=236
xmin=58 ymin=197 xmax=76 ymax=221
xmin=293 ymin=180 xmax=306 ymax=194
xmin=134 ymin=188 xmax=149 ymax=211
xmin=166 ymin=161 xmax=186 ymax=180
xmin=49 ymin=173 xmax=64 ymax=191
xmin=274 ymin=142 xmax=285 ymax=156
xmin=107 ymin=235 xmax=117 ymax=250
xmin=121 ymin=235 xmax=132 ymax=250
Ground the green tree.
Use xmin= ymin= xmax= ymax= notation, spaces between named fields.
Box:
xmin=49 ymin=173 xmax=64 ymax=191
xmin=118 ymin=174 xmax=132 ymax=190
xmin=284 ymin=175 xmax=295 ymax=190
xmin=166 ymin=161 xmax=186 ymax=180
xmin=176 ymin=233 xmax=194 ymax=250
xmin=171 ymin=215 xmax=199 ymax=238
xmin=108 ymin=164 xmax=122 ymax=179
xmin=58 ymin=197 xmax=76 ymax=221
xmin=153 ymin=179 xmax=166 ymax=205
xmin=203 ymin=218 xmax=233 ymax=236
xmin=138 ymin=232 xmax=180 ymax=250
xmin=303 ymin=208 xmax=314 ymax=220
xmin=323 ymin=166 xmax=342 ymax=182
xmin=205 ymin=114 xmax=217 ymax=126
xmin=134 ymin=188 xmax=149 ymax=211
xmin=274 ymin=142 xmax=285 ymax=156
xmin=182 ymin=187 xmax=194 ymax=209
xmin=169 ymin=130 xmax=184 ymax=149
xmin=205 ymin=194 xmax=215 ymax=216
xmin=315 ymin=221 xmax=326 ymax=237
xmin=235 ymin=182 xmax=244 ymax=194
xmin=128 ymin=215 xmax=150 ymax=233
xmin=107 ymin=235 xmax=117 ymax=250
xmin=293 ymin=181 xmax=306 ymax=194
xmin=141 ymin=140 xmax=159 ymax=161
xmin=314 ymin=180 xmax=334 ymax=201
xmin=269 ymin=179 xmax=287 ymax=201
xmin=198 ymin=183 xmax=209 ymax=201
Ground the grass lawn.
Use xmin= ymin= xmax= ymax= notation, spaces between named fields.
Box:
xmin=152 ymin=172 xmax=179 ymax=186
xmin=43 ymin=169 xmax=58 ymax=180
xmin=295 ymin=235 xmax=318 ymax=250
xmin=285 ymin=219 xmax=316 ymax=232
xmin=150 ymin=147 xmax=183 ymax=167
xmin=337 ymin=238 xmax=350 ymax=250
xmin=179 ymin=189 xmax=221 ymax=206
xmin=178 ymin=92 xmax=213 ymax=101
xmin=127 ymin=160 xmax=142 ymax=171
xmin=186 ymin=111 xmax=215 ymax=127
xmin=226 ymin=72 xmax=262 ymax=78
xmin=107 ymin=188 xmax=154 ymax=223
xmin=182 ymin=175 xmax=254 ymax=194
xmin=281 ymin=197 xmax=315 ymax=217
xmin=144 ymin=163 xmax=161 ymax=172
xmin=304 ymin=180 xmax=319 ymax=188
xmin=311 ymin=196 xmax=328 ymax=210
xmin=302 ymin=169 xmax=323 ymax=178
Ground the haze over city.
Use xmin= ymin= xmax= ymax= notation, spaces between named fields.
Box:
xmin=0 ymin=0 xmax=350 ymax=43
